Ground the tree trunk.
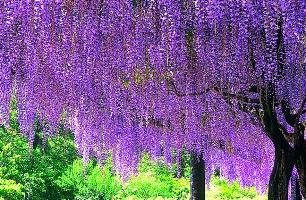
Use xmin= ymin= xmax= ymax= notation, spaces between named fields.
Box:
xmin=268 ymin=146 xmax=295 ymax=200
xmin=176 ymin=150 xmax=183 ymax=178
xmin=190 ymin=152 xmax=205 ymax=200
xmin=296 ymin=147 xmax=306 ymax=199
xmin=291 ymin=172 xmax=302 ymax=200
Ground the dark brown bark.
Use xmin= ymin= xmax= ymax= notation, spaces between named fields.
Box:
xmin=291 ymin=172 xmax=302 ymax=200
xmin=268 ymin=146 xmax=295 ymax=200
xmin=190 ymin=152 xmax=205 ymax=200
xmin=184 ymin=1 xmax=205 ymax=199
xmin=296 ymin=144 xmax=306 ymax=199
xmin=176 ymin=149 xmax=183 ymax=178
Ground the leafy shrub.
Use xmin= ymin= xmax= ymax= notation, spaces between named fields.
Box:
xmin=0 ymin=125 xmax=78 ymax=200
xmin=57 ymin=159 xmax=121 ymax=200
xmin=0 ymin=179 xmax=24 ymax=200
xmin=119 ymin=172 xmax=174 ymax=198
xmin=211 ymin=176 xmax=259 ymax=199
xmin=114 ymin=154 xmax=190 ymax=200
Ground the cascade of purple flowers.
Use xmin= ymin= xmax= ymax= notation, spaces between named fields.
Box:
xmin=0 ymin=0 xmax=304 ymax=193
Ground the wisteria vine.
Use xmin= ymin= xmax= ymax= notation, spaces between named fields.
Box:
xmin=0 ymin=0 xmax=305 ymax=194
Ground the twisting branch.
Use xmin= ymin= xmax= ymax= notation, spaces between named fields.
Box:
xmin=278 ymin=123 xmax=294 ymax=144
xmin=213 ymin=87 xmax=261 ymax=104
xmin=167 ymin=79 xmax=212 ymax=97
xmin=281 ymin=95 xmax=306 ymax=126
xmin=281 ymin=100 xmax=296 ymax=127
xmin=296 ymin=95 xmax=306 ymax=120
xmin=167 ymin=79 xmax=260 ymax=105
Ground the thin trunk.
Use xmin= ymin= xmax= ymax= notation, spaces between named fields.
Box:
xmin=268 ymin=146 xmax=294 ymax=200
xmin=291 ymin=172 xmax=302 ymax=200
xmin=190 ymin=152 xmax=205 ymax=200
xmin=176 ymin=150 xmax=183 ymax=178
xmin=296 ymin=148 xmax=306 ymax=199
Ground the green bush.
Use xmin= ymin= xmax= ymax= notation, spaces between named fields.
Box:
xmin=120 ymin=172 xmax=174 ymax=198
xmin=0 ymin=179 xmax=24 ymax=200
xmin=0 ymin=125 xmax=78 ymax=200
xmin=210 ymin=176 xmax=259 ymax=199
xmin=114 ymin=154 xmax=190 ymax=200
xmin=57 ymin=159 xmax=121 ymax=200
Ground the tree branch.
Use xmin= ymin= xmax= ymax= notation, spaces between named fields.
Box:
xmin=281 ymin=100 xmax=296 ymax=127
xmin=168 ymin=79 xmax=260 ymax=105
xmin=168 ymin=79 xmax=211 ymax=97
xmin=296 ymin=95 xmax=306 ymax=120
xmin=281 ymin=95 xmax=306 ymax=126
xmin=278 ymin=123 xmax=294 ymax=144
xmin=213 ymin=87 xmax=260 ymax=104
